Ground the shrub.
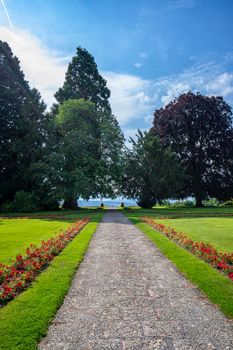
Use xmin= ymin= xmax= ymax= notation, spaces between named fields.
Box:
xmin=0 ymin=201 xmax=15 ymax=213
xmin=14 ymin=191 xmax=38 ymax=212
xmin=222 ymin=199 xmax=233 ymax=206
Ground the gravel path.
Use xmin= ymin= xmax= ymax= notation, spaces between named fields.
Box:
xmin=40 ymin=211 xmax=233 ymax=350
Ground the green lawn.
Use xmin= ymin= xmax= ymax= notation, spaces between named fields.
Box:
xmin=156 ymin=217 xmax=233 ymax=253
xmin=128 ymin=205 xmax=233 ymax=218
xmin=0 ymin=219 xmax=71 ymax=264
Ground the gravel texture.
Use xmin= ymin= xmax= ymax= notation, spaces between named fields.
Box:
xmin=40 ymin=211 xmax=233 ymax=350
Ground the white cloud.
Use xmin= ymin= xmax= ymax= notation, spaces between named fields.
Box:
xmin=134 ymin=62 xmax=143 ymax=68
xmin=0 ymin=26 xmax=68 ymax=107
xmin=140 ymin=52 xmax=148 ymax=59
xmin=103 ymin=71 xmax=153 ymax=126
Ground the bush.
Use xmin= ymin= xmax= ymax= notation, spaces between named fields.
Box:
xmin=120 ymin=202 xmax=124 ymax=208
xmin=170 ymin=199 xmax=195 ymax=208
xmin=137 ymin=193 xmax=156 ymax=209
xmin=0 ymin=201 xmax=15 ymax=213
xmin=222 ymin=199 xmax=233 ymax=206
xmin=14 ymin=191 xmax=38 ymax=212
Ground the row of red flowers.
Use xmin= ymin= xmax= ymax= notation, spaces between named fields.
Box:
xmin=141 ymin=217 xmax=233 ymax=282
xmin=0 ymin=217 xmax=89 ymax=305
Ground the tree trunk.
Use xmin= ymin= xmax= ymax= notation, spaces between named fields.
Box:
xmin=195 ymin=194 xmax=203 ymax=207
xmin=63 ymin=198 xmax=78 ymax=210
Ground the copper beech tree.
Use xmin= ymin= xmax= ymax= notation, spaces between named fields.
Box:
xmin=152 ymin=92 xmax=233 ymax=206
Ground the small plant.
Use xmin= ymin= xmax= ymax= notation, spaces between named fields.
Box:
xmin=222 ymin=199 xmax=233 ymax=206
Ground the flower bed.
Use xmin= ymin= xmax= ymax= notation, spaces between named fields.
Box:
xmin=0 ymin=218 xmax=89 ymax=305
xmin=141 ymin=217 xmax=233 ymax=282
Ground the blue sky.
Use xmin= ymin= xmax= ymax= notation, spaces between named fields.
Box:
xmin=1 ymin=0 xmax=233 ymax=141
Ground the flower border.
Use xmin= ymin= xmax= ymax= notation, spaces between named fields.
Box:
xmin=0 ymin=218 xmax=89 ymax=305
xmin=141 ymin=217 xmax=233 ymax=282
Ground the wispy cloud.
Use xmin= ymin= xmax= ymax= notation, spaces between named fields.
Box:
xmin=103 ymin=72 xmax=153 ymax=126
xmin=134 ymin=62 xmax=143 ymax=68
xmin=166 ymin=0 xmax=196 ymax=10
xmin=0 ymin=26 xmax=68 ymax=107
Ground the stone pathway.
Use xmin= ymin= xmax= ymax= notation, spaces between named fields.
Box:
xmin=40 ymin=211 xmax=233 ymax=350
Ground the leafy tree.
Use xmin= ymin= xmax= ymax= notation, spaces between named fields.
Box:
xmin=53 ymin=46 xmax=124 ymax=208
xmin=0 ymin=41 xmax=48 ymax=205
xmin=95 ymin=112 xmax=125 ymax=199
xmin=122 ymin=131 xmax=183 ymax=208
xmin=152 ymin=92 xmax=233 ymax=206
xmin=55 ymin=47 xmax=111 ymax=113
xmin=54 ymin=99 xmax=101 ymax=209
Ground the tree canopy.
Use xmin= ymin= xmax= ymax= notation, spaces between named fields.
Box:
xmin=55 ymin=47 xmax=111 ymax=113
xmin=122 ymin=131 xmax=183 ymax=208
xmin=152 ymin=92 xmax=233 ymax=206
xmin=0 ymin=41 xmax=48 ymax=205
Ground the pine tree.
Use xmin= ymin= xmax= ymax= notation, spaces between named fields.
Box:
xmin=55 ymin=47 xmax=111 ymax=113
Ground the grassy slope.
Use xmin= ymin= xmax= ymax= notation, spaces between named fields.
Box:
xmin=0 ymin=219 xmax=71 ymax=264
xmin=125 ymin=211 xmax=233 ymax=318
xmin=0 ymin=212 xmax=103 ymax=350
xmin=156 ymin=217 xmax=233 ymax=252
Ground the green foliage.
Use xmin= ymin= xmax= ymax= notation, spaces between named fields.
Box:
xmin=55 ymin=47 xmax=111 ymax=113
xmin=222 ymin=199 xmax=233 ymax=206
xmin=170 ymin=199 xmax=195 ymax=208
xmin=1 ymin=191 xmax=38 ymax=213
xmin=0 ymin=201 xmax=15 ymax=213
xmin=0 ymin=41 xmax=48 ymax=205
xmin=53 ymin=47 xmax=124 ymax=207
xmin=122 ymin=131 xmax=184 ymax=208
xmin=54 ymin=99 xmax=101 ymax=205
xmin=13 ymin=191 xmax=38 ymax=212
xmin=152 ymin=91 xmax=233 ymax=206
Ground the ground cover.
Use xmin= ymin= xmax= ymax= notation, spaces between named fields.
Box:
xmin=125 ymin=208 xmax=233 ymax=318
xmin=0 ymin=210 xmax=103 ymax=350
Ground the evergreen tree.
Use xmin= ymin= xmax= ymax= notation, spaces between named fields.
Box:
xmin=54 ymin=46 xmax=124 ymax=208
xmin=55 ymin=47 xmax=111 ymax=112
xmin=0 ymin=41 xmax=48 ymax=205
xmin=122 ymin=131 xmax=183 ymax=208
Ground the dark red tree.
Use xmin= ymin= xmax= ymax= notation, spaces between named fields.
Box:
xmin=152 ymin=92 xmax=233 ymax=206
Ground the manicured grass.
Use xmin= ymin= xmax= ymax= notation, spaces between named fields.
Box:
xmin=127 ymin=206 xmax=233 ymax=218
xmin=0 ymin=219 xmax=71 ymax=264
xmin=0 ymin=212 xmax=103 ymax=350
xmin=125 ymin=211 xmax=233 ymax=318
xmin=156 ymin=217 xmax=233 ymax=253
